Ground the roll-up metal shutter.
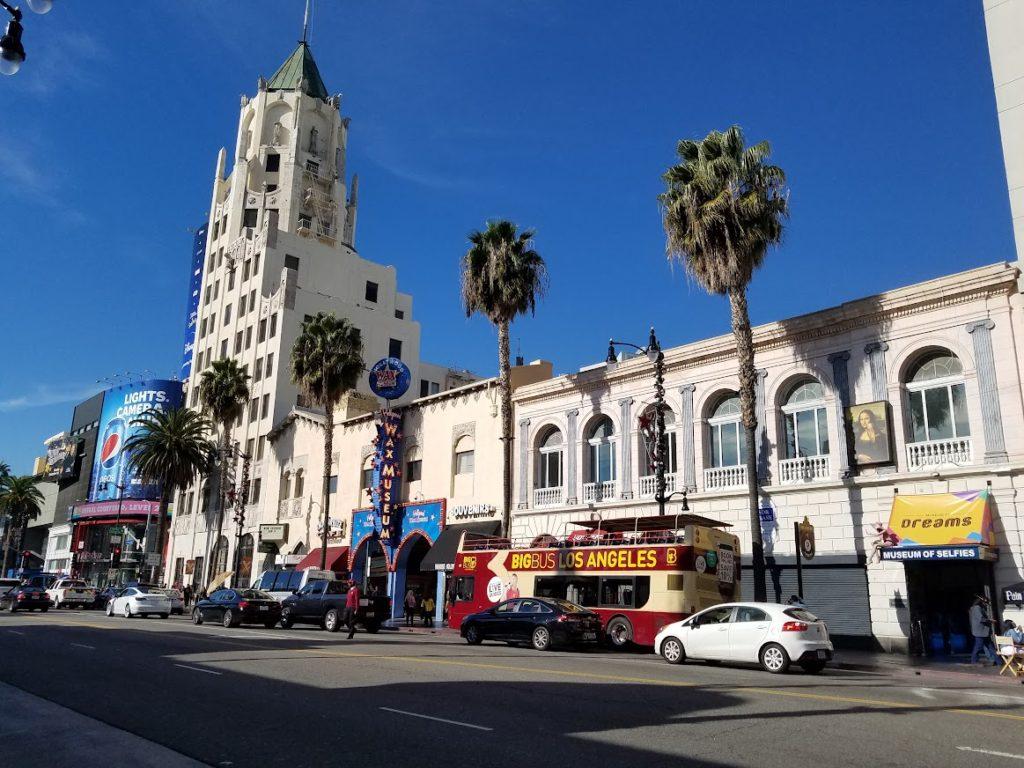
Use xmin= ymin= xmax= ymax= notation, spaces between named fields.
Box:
xmin=741 ymin=565 xmax=871 ymax=638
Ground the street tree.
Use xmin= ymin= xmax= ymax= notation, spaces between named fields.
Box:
xmin=461 ymin=220 xmax=548 ymax=537
xmin=0 ymin=474 xmax=45 ymax=575
xmin=659 ymin=125 xmax=788 ymax=601
xmin=124 ymin=407 xmax=216 ymax=584
xmin=291 ymin=312 xmax=364 ymax=570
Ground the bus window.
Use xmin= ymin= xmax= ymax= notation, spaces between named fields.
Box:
xmin=535 ymin=576 xmax=599 ymax=607
xmin=634 ymin=576 xmax=650 ymax=609
xmin=288 ymin=570 xmax=304 ymax=591
xmin=601 ymin=577 xmax=633 ymax=607
xmin=667 ymin=574 xmax=685 ymax=591
xmin=273 ymin=571 xmax=293 ymax=591
xmin=452 ymin=576 xmax=475 ymax=601
xmin=258 ymin=572 xmax=276 ymax=590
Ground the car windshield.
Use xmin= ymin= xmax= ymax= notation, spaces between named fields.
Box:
xmin=240 ymin=590 xmax=274 ymax=600
xmin=134 ymin=586 xmax=155 ymax=594
xmin=62 ymin=580 xmax=87 ymax=587
xmin=544 ymin=598 xmax=589 ymax=613
xmin=784 ymin=608 xmax=820 ymax=623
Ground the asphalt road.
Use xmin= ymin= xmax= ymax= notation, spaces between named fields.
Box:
xmin=2 ymin=610 xmax=1024 ymax=768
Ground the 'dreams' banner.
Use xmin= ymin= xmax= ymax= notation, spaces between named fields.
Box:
xmin=90 ymin=379 xmax=184 ymax=502
xmin=371 ymin=409 xmax=403 ymax=544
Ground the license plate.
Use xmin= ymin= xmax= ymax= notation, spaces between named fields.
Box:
xmin=259 ymin=606 xmax=269 ymax=611
xmin=816 ymin=650 xmax=827 ymax=660
xmin=365 ymin=612 xmax=375 ymax=618
xmin=583 ymin=632 xmax=596 ymax=640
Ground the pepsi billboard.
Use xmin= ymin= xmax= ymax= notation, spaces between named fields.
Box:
xmin=180 ymin=223 xmax=208 ymax=381
xmin=89 ymin=379 xmax=184 ymax=502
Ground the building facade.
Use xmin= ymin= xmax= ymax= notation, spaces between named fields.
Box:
xmin=510 ymin=263 xmax=1024 ymax=652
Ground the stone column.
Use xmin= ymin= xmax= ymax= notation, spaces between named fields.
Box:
xmin=565 ymin=409 xmax=579 ymax=505
xmin=679 ymin=384 xmax=696 ymax=490
xmin=754 ymin=370 xmax=769 ymax=482
xmin=828 ymin=351 xmax=852 ymax=478
xmin=619 ymin=397 xmax=634 ymax=499
xmin=517 ymin=418 xmax=531 ymax=509
xmin=967 ymin=319 xmax=1009 ymax=463
xmin=864 ymin=341 xmax=889 ymax=401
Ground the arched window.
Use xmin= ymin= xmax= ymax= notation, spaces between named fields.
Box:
xmin=454 ymin=435 xmax=475 ymax=475
xmin=638 ymin=406 xmax=677 ymax=476
xmin=212 ymin=535 xmax=229 ymax=577
xmin=782 ymin=380 xmax=829 ymax=458
xmin=708 ymin=394 xmax=746 ymax=468
xmin=587 ymin=416 xmax=616 ymax=483
xmin=279 ymin=471 xmax=291 ymax=502
xmin=361 ymin=455 xmax=374 ymax=491
xmin=236 ymin=533 xmax=254 ymax=586
xmin=905 ymin=351 xmax=970 ymax=444
xmin=293 ymin=469 xmax=304 ymax=499
xmin=537 ymin=427 xmax=563 ymax=489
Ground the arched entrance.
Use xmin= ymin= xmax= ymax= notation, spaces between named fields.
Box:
xmin=351 ymin=537 xmax=389 ymax=597
xmin=393 ymin=533 xmax=437 ymax=621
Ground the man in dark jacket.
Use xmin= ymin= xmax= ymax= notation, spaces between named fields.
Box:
xmin=344 ymin=581 xmax=361 ymax=640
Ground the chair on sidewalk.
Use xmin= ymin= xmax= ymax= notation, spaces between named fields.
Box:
xmin=994 ymin=636 xmax=1024 ymax=677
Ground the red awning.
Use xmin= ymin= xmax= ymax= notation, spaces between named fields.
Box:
xmin=294 ymin=546 xmax=350 ymax=572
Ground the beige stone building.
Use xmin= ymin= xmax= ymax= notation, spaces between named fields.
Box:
xmin=510 ymin=263 xmax=1024 ymax=652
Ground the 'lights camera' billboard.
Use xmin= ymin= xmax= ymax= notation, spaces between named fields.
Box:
xmin=89 ymin=379 xmax=184 ymax=502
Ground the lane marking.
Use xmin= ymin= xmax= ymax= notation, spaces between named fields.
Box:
xmin=7 ymin=630 xmax=24 ymax=636
xmin=70 ymin=643 xmax=95 ymax=650
xmin=733 ymin=686 xmax=918 ymax=709
xmin=957 ymin=746 xmax=1024 ymax=760
xmin=174 ymin=664 xmax=222 ymax=676
xmin=918 ymin=687 xmax=1024 ymax=704
xmin=946 ymin=709 xmax=1024 ymax=722
xmin=379 ymin=707 xmax=492 ymax=731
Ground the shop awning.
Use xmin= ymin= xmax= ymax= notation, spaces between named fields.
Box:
xmin=879 ymin=490 xmax=998 ymax=562
xmin=421 ymin=521 xmax=502 ymax=571
xmin=294 ymin=546 xmax=350 ymax=572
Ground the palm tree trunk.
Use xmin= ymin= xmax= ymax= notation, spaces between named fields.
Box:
xmin=213 ymin=426 xmax=230 ymax=583
xmin=498 ymin=319 xmax=513 ymax=538
xmin=154 ymin=490 xmax=169 ymax=585
xmin=729 ymin=287 xmax=767 ymax=602
xmin=320 ymin=399 xmax=334 ymax=571
xmin=16 ymin=516 xmax=28 ymax=571
xmin=0 ymin=515 xmax=13 ymax=575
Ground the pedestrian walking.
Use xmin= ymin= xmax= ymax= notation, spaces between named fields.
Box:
xmin=969 ymin=595 xmax=997 ymax=665
xmin=422 ymin=595 xmax=435 ymax=627
xmin=405 ymin=588 xmax=418 ymax=627
xmin=344 ymin=580 xmax=360 ymax=640
xmin=183 ymin=584 xmax=193 ymax=608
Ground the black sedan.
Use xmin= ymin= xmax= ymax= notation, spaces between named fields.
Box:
xmin=461 ymin=597 xmax=602 ymax=651
xmin=1 ymin=585 xmax=51 ymax=613
xmin=192 ymin=588 xmax=281 ymax=628
xmin=92 ymin=586 xmax=120 ymax=611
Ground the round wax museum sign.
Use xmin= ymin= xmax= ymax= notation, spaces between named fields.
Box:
xmin=369 ymin=357 xmax=411 ymax=400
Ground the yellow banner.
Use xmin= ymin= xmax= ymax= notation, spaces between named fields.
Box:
xmin=886 ymin=491 xmax=993 ymax=548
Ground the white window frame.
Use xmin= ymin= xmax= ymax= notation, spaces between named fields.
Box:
xmin=537 ymin=435 xmax=563 ymax=490
xmin=708 ymin=414 xmax=744 ymax=468
xmin=781 ymin=400 xmax=829 ymax=458
xmin=906 ymin=374 xmax=970 ymax=442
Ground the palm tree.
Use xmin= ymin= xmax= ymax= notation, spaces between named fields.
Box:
xmin=461 ymin=220 xmax=548 ymax=537
xmin=198 ymin=359 xmax=250 ymax=581
xmin=0 ymin=475 xmax=45 ymax=575
xmin=659 ymin=125 xmax=788 ymax=602
xmin=291 ymin=312 xmax=364 ymax=570
xmin=123 ymin=407 xmax=216 ymax=583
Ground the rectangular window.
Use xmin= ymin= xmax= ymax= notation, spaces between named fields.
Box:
xmin=227 ymin=269 xmax=235 ymax=291
xmin=265 ymin=353 xmax=274 ymax=379
xmin=220 ymin=339 xmax=228 ymax=359
xmin=265 ymin=153 xmax=280 ymax=173
xmin=389 ymin=338 xmax=402 ymax=360
xmin=535 ymin=576 xmax=600 ymax=607
xmin=361 ymin=467 xmax=374 ymax=490
xmin=284 ymin=255 xmax=300 ymax=271
xmin=328 ymin=475 xmax=338 ymax=494
xmin=261 ymin=394 xmax=270 ymax=419
xmin=257 ymin=435 xmax=266 ymax=460
xmin=207 ymin=252 xmax=215 ymax=273
xmin=224 ymin=304 xmax=232 ymax=325
xmin=243 ymin=259 xmax=251 ymax=281
xmin=253 ymin=358 xmax=263 ymax=380
xmin=234 ymin=331 xmax=243 ymax=354
xmin=365 ymin=281 xmax=379 ymax=303
xmin=269 ymin=314 xmax=277 ymax=338
xmin=246 ymin=438 xmax=255 ymax=458
xmin=258 ymin=318 xmax=267 ymax=343
xmin=253 ymin=253 xmax=260 ymax=275
xmin=305 ymin=159 xmax=320 ymax=174
xmin=243 ymin=208 xmax=258 ymax=228
xmin=430 ymin=382 xmax=440 ymax=395
xmin=239 ymin=294 xmax=246 ymax=316
xmin=250 ymin=478 xmax=261 ymax=505
xmin=406 ymin=460 xmax=422 ymax=482
xmin=235 ymin=411 xmax=242 ymax=428
xmin=395 ymin=309 xmax=404 ymax=320
xmin=191 ymin=388 xmax=200 ymax=407
xmin=212 ymin=220 xmax=219 ymax=240
xmin=204 ymin=286 xmax=211 ymax=306
xmin=249 ymin=290 xmax=256 ymax=313
xmin=214 ymin=280 xmax=219 ymax=300
xmin=420 ymin=380 xmax=430 ymax=397
xmin=245 ymin=325 xmax=253 ymax=349
xmin=200 ymin=317 xmax=207 ymax=338
xmin=455 ymin=450 xmax=474 ymax=475
xmin=248 ymin=398 xmax=258 ymax=421
xmin=453 ymin=576 xmax=475 ymax=602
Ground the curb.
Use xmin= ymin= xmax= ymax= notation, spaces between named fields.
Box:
xmin=834 ymin=659 xmax=1024 ymax=685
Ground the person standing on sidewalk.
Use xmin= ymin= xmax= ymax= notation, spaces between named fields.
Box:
xmin=344 ymin=580 xmax=360 ymax=640
xmin=969 ymin=595 xmax=997 ymax=665
xmin=405 ymin=588 xmax=418 ymax=627
xmin=422 ymin=594 xmax=435 ymax=627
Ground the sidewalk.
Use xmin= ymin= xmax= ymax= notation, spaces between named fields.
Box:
xmin=0 ymin=682 xmax=204 ymax=768
xmin=833 ymin=649 xmax=1024 ymax=685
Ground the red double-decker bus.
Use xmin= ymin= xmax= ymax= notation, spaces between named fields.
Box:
xmin=448 ymin=514 xmax=740 ymax=647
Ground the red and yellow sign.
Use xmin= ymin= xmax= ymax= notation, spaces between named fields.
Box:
xmin=885 ymin=490 xmax=994 ymax=548
xmin=459 ymin=546 xmax=686 ymax=573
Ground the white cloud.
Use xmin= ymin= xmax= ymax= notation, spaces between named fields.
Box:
xmin=0 ymin=382 xmax=102 ymax=413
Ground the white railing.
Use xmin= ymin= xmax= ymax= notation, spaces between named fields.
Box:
xmin=533 ymin=487 xmax=565 ymax=508
xmin=906 ymin=437 xmax=973 ymax=471
xmin=302 ymin=166 xmax=333 ymax=185
xmin=638 ymin=472 xmax=677 ymax=498
xmin=704 ymin=465 xmax=747 ymax=491
xmin=582 ymin=480 xmax=617 ymax=503
xmin=778 ymin=455 xmax=831 ymax=485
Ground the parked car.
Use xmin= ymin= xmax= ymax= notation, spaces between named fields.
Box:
xmin=46 ymin=578 xmax=96 ymax=609
xmin=0 ymin=578 xmax=21 ymax=596
xmin=192 ymin=589 xmax=282 ymax=628
xmin=106 ymin=586 xmax=171 ymax=619
xmin=254 ymin=568 xmax=335 ymax=602
xmin=279 ymin=579 xmax=386 ymax=633
xmin=155 ymin=588 xmax=185 ymax=615
xmin=654 ymin=602 xmax=834 ymax=674
xmin=92 ymin=586 xmax=120 ymax=611
xmin=461 ymin=597 xmax=603 ymax=651
xmin=21 ymin=573 xmax=60 ymax=591
xmin=1 ymin=585 xmax=51 ymax=613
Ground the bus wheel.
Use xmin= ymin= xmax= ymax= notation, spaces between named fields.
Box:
xmin=606 ymin=616 xmax=633 ymax=649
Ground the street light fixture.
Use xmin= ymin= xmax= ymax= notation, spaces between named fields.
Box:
xmin=0 ymin=0 xmax=56 ymax=76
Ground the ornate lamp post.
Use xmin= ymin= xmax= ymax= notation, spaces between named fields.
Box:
xmin=0 ymin=0 xmax=54 ymax=76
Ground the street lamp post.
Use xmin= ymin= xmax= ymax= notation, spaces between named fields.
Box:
xmin=0 ymin=0 xmax=54 ymax=77
xmin=228 ymin=442 xmax=252 ymax=586
xmin=606 ymin=328 xmax=675 ymax=516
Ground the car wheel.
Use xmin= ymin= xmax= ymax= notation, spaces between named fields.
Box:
xmin=106 ymin=602 xmax=114 ymax=617
xmin=760 ymin=643 xmax=791 ymax=674
xmin=123 ymin=603 xmax=133 ymax=619
xmin=661 ymin=637 xmax=685 ymax=665
xmin=279 ymin=611 xmax=293 ymax=629
xmin=7 ymin=603 xmax=16 ymax=614
xmin=222 ymin=610 xmax=236 ymax=628
xmin=192 ymin=609 xmax=203 ymax=625
xmin=532 ymin=626 xmax=552 ymax=651
xmin=365 ymin=621 xmax=381 ymax=634
xmin=324 ymin=608 xmax=341 ymax=633
xmin=160 ymin=613 xmax=169 ymax=620
xmin=464 ymin=623 xmax=483 ymax=645
xmin=800 ymin=659 xmax=826 ymax=674
xmin=41 ymin=607 xmax=48 ymax=613
xmin=55 ymin=601 xmax=63 ymax=610
xmin=264 ymin=620 xmax=277 ymax=629
xmin=606 ymin=616 xmax=633 ymax=649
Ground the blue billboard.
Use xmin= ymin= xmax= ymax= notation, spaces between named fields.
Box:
xmin=89 ymin=379 xmax=185 ymax=502
xmin=180 ymin=223 xmax=208 ymax=381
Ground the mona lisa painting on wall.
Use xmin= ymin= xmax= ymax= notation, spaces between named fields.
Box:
xmin=848 ymin=401 xmax=892 ymax=467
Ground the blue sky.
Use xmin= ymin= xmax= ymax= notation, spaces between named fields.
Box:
xmin=0 ymin=0 xmax=1014 ymax=474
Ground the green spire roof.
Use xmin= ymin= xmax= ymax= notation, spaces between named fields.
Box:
xmin=267 ymin=42 xmax=329 ymax=101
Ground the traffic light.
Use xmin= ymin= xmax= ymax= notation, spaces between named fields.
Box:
xmin=111 ymin=545 xmax=121 ymax=567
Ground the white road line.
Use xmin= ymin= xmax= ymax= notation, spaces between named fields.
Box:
xmin=70 ymin=643 xmax=95 ymax=650
xmin=379 ymin=707 xmax=492 ymax=731
xmin=7 ymin=630 xmax=25 ymax=636
xmin=919 ymin=687 xmax=1024 ymax=704
xmin=957 ymin=746 xmax=1024 ymax=760
xmin=174 ymin=664 xmax=222 ymax=676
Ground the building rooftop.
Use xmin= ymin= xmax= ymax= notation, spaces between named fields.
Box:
xmin=267 ymin=42 xmax=329 ymax=101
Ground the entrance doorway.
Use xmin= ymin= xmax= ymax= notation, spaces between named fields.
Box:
xmin=904 ymin=560 xmax=996 ymax=657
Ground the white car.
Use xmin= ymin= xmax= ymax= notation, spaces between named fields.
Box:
xmin=654 ymin=602 xmax=834 ymax=674
xmin=106 ymin=586 xmax=172 ymax=619
xmin=46 ymin=578 xmax=96 ymax=609
xmin=155 ymin=588 xmax=185 ymax=615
